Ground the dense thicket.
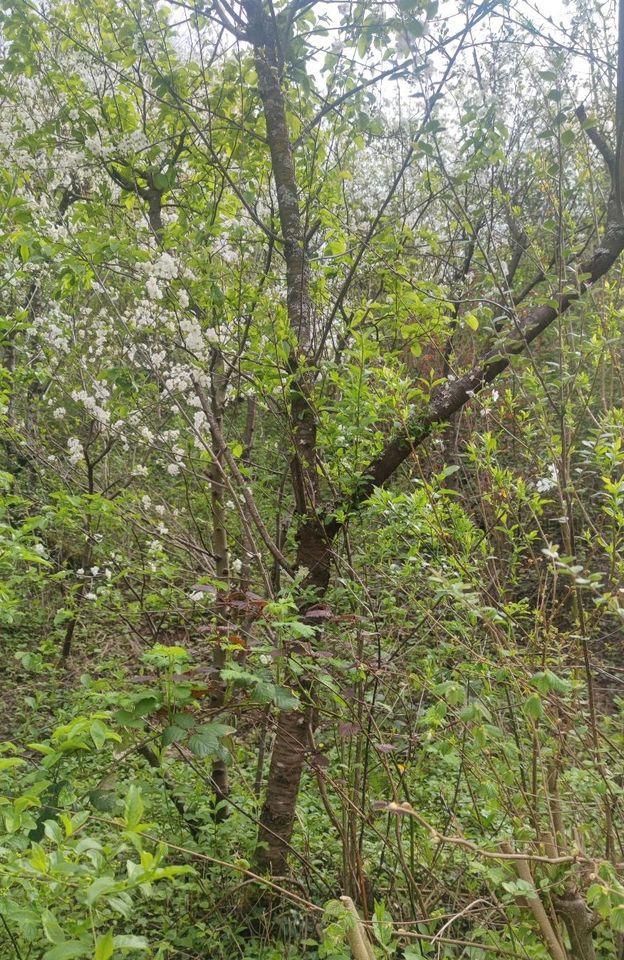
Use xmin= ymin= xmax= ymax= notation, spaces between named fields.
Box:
xmin=2 ymin=0 xmax=624 ymax=957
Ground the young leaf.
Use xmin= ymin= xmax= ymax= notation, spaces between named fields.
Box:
xmin=124 ymin=784 xmax=144 ymax=830
xmin=95 ymin=930 xmax=114 ymax=960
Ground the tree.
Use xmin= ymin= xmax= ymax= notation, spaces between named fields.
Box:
xmin=2 ymin=0 xmax=624 ymax=904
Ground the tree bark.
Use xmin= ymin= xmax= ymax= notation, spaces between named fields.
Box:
xmin=555 ymin=893 xmax=597 ymax=960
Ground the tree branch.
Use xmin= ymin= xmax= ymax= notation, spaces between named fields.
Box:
xmin=576 ymin=104 xmax=615 ymax=176
xmin=331 ymin=214 xmax=624 ymax=528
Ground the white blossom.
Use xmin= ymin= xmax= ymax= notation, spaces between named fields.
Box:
xmin=67 ymin=437 xmax=83 ymax=465
xmin=536 ymin=464 xmax=558 ymax=494
xmin=146 ymin=276 xmax=163 ymax=300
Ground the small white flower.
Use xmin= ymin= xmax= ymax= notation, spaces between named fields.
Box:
xmin=542 ymin=544 xmax=560 ymax=560
xmin=53 ymin=406 xmax=66 ymax=419
xmin=167 ymin=462 xmax=180 ymax=475
xmin=90 ymin=566 xmax=100 ymax=576
xmin=85 ymin=592 xmax=97 ymax=600
xmin=76 ymin=568 xmax=85 ymax=576
xmin=536 ymin=464 xmax=558 ymax=493
xmin=231 ymin=558 xmax=243 ymax=575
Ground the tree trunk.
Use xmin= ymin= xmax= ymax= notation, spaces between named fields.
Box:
xmin=242 ymin=0 xmax=326 ymax=873
xmin=256 ymin=519 xmax=333 ymax=873
xmin=555 ymin=893 xmax=597 ymax=960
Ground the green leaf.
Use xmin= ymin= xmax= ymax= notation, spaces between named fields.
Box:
xmin=502 ymin=878 xmax=536 ymax=897
xmin=0 ymin=757 xmax=26 ymax=770
xmin=523 ymin=693 xmax=544 ymax=721
xmin=269 ymin=685 xmax=301 ymax=711
xmin=44 ymin=818 xmax=64 ymax=844
xmin=90 ymin=719 xmax=108 ymax=750
xmin=113 ymin=936 xmax=149 ymax=951
xmin=95 ymin=930 xmax=114 ymax=960
xmin=612 ymin=905 xmax=624 ymax=932
xmin=187 ymin=733 xmax=217 ymax=758
xmin=162 ymin=724 xmax=184 ymax=746
xmin=188 ymin=722 xmax=235 ymax=759
xmin=124 ymin=784 xmax=144 ymax=830
xmin=30 ymin=841 xmax=48 ymax=872
xmin=43 ymin=943 xmax=88 ymax=960
xmin=9 ymin=906 xmax=39 ymax=941
xmin=41 ymin=910 xmax=65 ymax=943
xmin=171 ymin=712 xmax=195 ymax=730
xmin=531 ymin=669 xmax=571 ymax=695
xmin=433 ymin=680 xmax=464 ymax=705
xmin=86 ymin=876 xmax=117 ymax=905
